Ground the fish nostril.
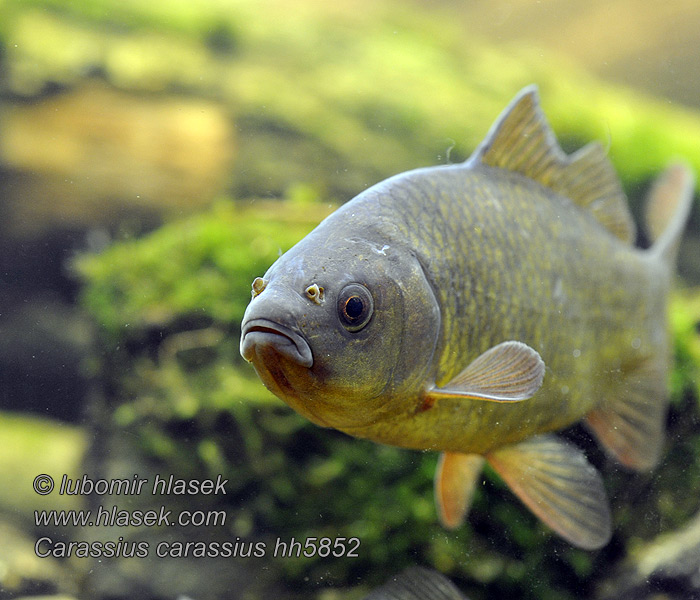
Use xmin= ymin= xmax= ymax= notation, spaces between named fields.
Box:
xmin=305 ymin=284 xmax=324 ymax=305
xmin=251 ymin=277 xmax=268 ymax=298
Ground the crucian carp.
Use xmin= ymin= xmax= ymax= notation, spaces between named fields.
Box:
xmin=240 ymin=86 xmax=694 ymax=549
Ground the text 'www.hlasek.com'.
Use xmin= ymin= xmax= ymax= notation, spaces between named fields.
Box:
xmin=32 ymin=473 xmax=360 ymax=559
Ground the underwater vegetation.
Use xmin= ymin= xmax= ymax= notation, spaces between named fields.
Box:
xmin=74 ymin=198 xmax=700 ymax=599
xmin=0 ymin=0 xmax=699 ymax=599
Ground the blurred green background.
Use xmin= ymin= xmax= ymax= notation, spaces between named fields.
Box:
xmin=0 ymin=1 xmax=699 ymax=599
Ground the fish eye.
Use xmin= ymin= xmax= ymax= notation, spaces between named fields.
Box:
xmin=337 ymin=284 xmax=374 ymax=332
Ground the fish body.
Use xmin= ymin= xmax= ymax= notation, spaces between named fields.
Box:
xmin=240 ymin=87 xmax=694 ymax=549
xmin=318 ymin=162 xmax=664 ymax=456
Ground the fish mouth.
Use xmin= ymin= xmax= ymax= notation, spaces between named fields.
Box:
xmin=240 ymin=318 xmax=313 ymax=368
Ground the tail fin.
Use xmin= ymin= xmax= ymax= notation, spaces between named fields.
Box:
xmin=645 ymin=163 xmax=695 ymax=266
xmin=585 ymin=163 xmax=694 ymax=472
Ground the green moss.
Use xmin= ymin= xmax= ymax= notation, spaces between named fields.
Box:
xmin=670 ymin=289 xmax=700 ymax=400
xmin=0 ymin=411 xmax=86 ymax=521
xmin=75 ymin=200 xmax=333 ymax=342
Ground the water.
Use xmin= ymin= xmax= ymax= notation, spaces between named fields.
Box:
xmin=1 ymin=1 xmax=699 ymax=598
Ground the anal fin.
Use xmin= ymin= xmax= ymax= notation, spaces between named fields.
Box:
xmin=586 ymin=357 xmax=668 ymax=471
xmin=487 ymin=434 xmax=611 ymax=550
xmin=435 ymin=452 xmax=485 ymax=529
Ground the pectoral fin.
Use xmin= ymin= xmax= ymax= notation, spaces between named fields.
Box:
xmin=435 ymin=452 xmax=485 ymax=529
xmin=427 ymin=341 xmax=545 ymax=402
xmin=487 ymin=434 xmax=611 ymax=550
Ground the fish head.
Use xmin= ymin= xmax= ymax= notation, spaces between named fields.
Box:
xmin=240 ymin=231 xmax=440 ymax=430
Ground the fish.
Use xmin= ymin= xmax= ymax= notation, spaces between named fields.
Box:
xmin=363 ymin=566 xmax=468 ymax=600
xmin=240 ymin=86 xmax=694 ymax=549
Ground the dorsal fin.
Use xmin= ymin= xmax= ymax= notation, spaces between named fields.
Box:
xmin=471 ymin=86 xmax=636 ymax=245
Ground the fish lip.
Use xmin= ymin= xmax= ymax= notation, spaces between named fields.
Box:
xmin=241 ymin=318 xmax=313 ymax=368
